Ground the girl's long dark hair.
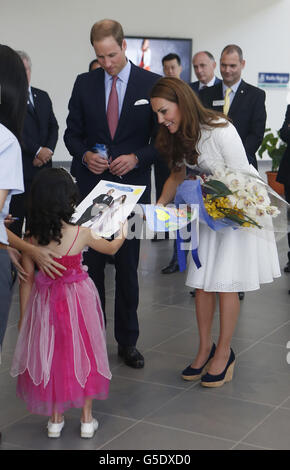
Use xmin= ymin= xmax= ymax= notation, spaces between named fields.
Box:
xmin=150 ymin=77 xmax=229 ymax=170
xmin=0 ymin=45 xmax=28 ymax=141
xmin=27 ymin=168 xmax=80 ymax=246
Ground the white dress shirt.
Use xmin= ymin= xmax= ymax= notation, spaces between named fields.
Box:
xmin=222 ymin=79 xmax=242 ymax=107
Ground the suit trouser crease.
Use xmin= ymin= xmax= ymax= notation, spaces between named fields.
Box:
xmin=285 ymin=184 xmax=290 ymax=260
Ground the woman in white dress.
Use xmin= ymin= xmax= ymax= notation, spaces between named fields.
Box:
xmin=150 ymin=77 xmax=280 ymax=388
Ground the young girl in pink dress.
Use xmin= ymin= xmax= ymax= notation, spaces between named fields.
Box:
xmin=11 ymin=168 xmax=127 ymax=439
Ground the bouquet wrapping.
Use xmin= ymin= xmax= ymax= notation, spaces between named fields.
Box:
xmin=174 ymin=165 xmax=289 ymax=271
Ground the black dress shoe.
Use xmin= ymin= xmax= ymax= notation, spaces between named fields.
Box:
xmin=238 ymin=292 xmax=245 ymax=300
xmin=161 ymin=261 xmax=179 ymax=274
xmin=118 ymin=345 xmax=144 ymax=369
xmin=284 ymin=261 xmax=290 ymax=273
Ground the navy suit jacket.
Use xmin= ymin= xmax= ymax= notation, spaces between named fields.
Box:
xmin=189 ymin=77 xmax=221 ymax=95
xmin=22 ymin=87 xmax=59 ymax=181
xmin=64 ymin=62 xmax=161 ymax=203
xmin=199 ymin=80 xmax=266 ymax=167
xmin=277 ymin=105 xmax=290 ymax=187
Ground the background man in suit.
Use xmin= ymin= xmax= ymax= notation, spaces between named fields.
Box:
xmin=199 ymin=44 xmax=266 ymax=169
xmin=9 ymin=51 xmax=59 ymax=237
xmin=64 ymin=19 xmax=160 ymax=369
xmin=89 ymin=58 xmax=101 ymax=71
xmin=277 ymin=105 xmax=290 ymax=276
xmin=162 ymin=53 xmax=183 ymax=79
xmin=190 ymin=51 xmax=221 ymax=94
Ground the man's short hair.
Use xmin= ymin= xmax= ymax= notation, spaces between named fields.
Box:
xmin=193 ymin=51 xmax=215 ymax=62
xmin=16 ymin=50 xmax=32 ymax=69
xmin=221 ymin=44 xmax=243 ymax=62
xmin=90 ymin=19 xmax=124 ymax=48
xmin=162 ymin=53 xmax=181 ymax=66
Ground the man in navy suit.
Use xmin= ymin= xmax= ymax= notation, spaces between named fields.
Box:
xmin=277 ymin=105 xmax=290 ymax=275
xmin=9 ymin=51 xmax=59 ymax=237
xmin=64 ymin=19 xmax=160 ymax=368
xmin=190 ymin=51 xmax=221 ymax=95
xmin=199 ymin=44 xmax=266 ymax=169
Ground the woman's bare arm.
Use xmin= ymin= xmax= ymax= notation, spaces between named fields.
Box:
xmin=6 ymin=229 xmax=66 ymax=279
xmin=157 ymin=166 xmax=186 ymax=206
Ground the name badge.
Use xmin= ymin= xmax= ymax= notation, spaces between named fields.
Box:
xmin=213 ymin=100 xmax=225 ymax=106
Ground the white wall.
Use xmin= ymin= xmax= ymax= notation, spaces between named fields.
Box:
xmin=1 ymin=0 xmax=289 ymax=162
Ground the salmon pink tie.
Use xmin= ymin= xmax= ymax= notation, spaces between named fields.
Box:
xmin=107 ymin=75 xmax=119 ymax=139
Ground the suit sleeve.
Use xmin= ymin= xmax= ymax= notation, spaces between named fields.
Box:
xmin=199 ymin=88 xmax=212 ymax=108
xmin=279 ymin=105 xmax=290 ymax=144
xmin=22 ymin=92 xmax=58 ymax=157
xmin=22 ymin=132 xmax=41 ymax=158
xmin=243 ymin=89 xmax=266 ymax=158
xmin=64 ymin=76 xmax=89 ymax=160
xmin=44 ymin=93 xmax=59 ymax=152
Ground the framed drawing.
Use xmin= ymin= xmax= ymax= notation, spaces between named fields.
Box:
xmin=125 ymin=36 xmax=193 ymax=83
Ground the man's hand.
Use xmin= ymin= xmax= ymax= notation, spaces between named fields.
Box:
xmin=84 ymin=151 xmax=109 ymax=174
xmin=7 ymin=247 xmax=28 ymax=282
xmin=33 ymin=157 xmax=44 ymax=167
xmin=4 ymin=214 xmax=16 ymax=227
xmin=109 ymin=154 xmax=138 ymax=176
xmin=36 ymin=147 xmax=53 ymax=165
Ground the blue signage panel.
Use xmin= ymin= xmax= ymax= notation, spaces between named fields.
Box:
xmin=258 ymin=73 xmax=289 ymax=87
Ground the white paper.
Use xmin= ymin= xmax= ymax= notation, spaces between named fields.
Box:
xmin=71 ymin=180 xmax=146 ymax=237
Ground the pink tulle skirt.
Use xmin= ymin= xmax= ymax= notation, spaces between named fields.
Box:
xmin=11 ymin=255 xmax=111 ymax=416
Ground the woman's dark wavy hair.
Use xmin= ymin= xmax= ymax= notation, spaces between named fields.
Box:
xmin=26 ymin=168 xmax=80 ymax=246
xmin=150 ymin=77 xmax=229 ymax=170
xmin=0 ymin=45 xmax=28 ymax=141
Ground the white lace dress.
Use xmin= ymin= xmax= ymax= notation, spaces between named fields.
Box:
xmin=185 ymin=121 xmax=281 ymax=292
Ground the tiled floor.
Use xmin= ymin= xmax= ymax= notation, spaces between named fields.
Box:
xmin=0 ymin=233 xmax=289 ymax=451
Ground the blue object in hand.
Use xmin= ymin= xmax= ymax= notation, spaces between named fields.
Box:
xmin=92 ymin=143 xmax=108 ymax=160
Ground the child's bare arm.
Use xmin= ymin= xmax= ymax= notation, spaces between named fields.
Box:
xmin=83 ymin=220 xmax=128 ymax=256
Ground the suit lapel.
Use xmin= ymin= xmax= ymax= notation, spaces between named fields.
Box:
xmin=115 ymin=62 xmax=140 ymax=137
xmin=211 ymin=82 xmax=224 ymax=112
xmin=29 ymin=87 xmax=40 ymax=121
xmin=113 ymin=63 xmax=137 ymax=140
xmin=95 ymin=69 xmax=111 ymax=138
xmin=229 ymin=80 xmax=247 ymax=117
xmin=104 ymin=62 xmax=145 ymax=141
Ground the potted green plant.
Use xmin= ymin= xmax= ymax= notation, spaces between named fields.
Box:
xmin=258 ymin=128 xmax=287 ymax=195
